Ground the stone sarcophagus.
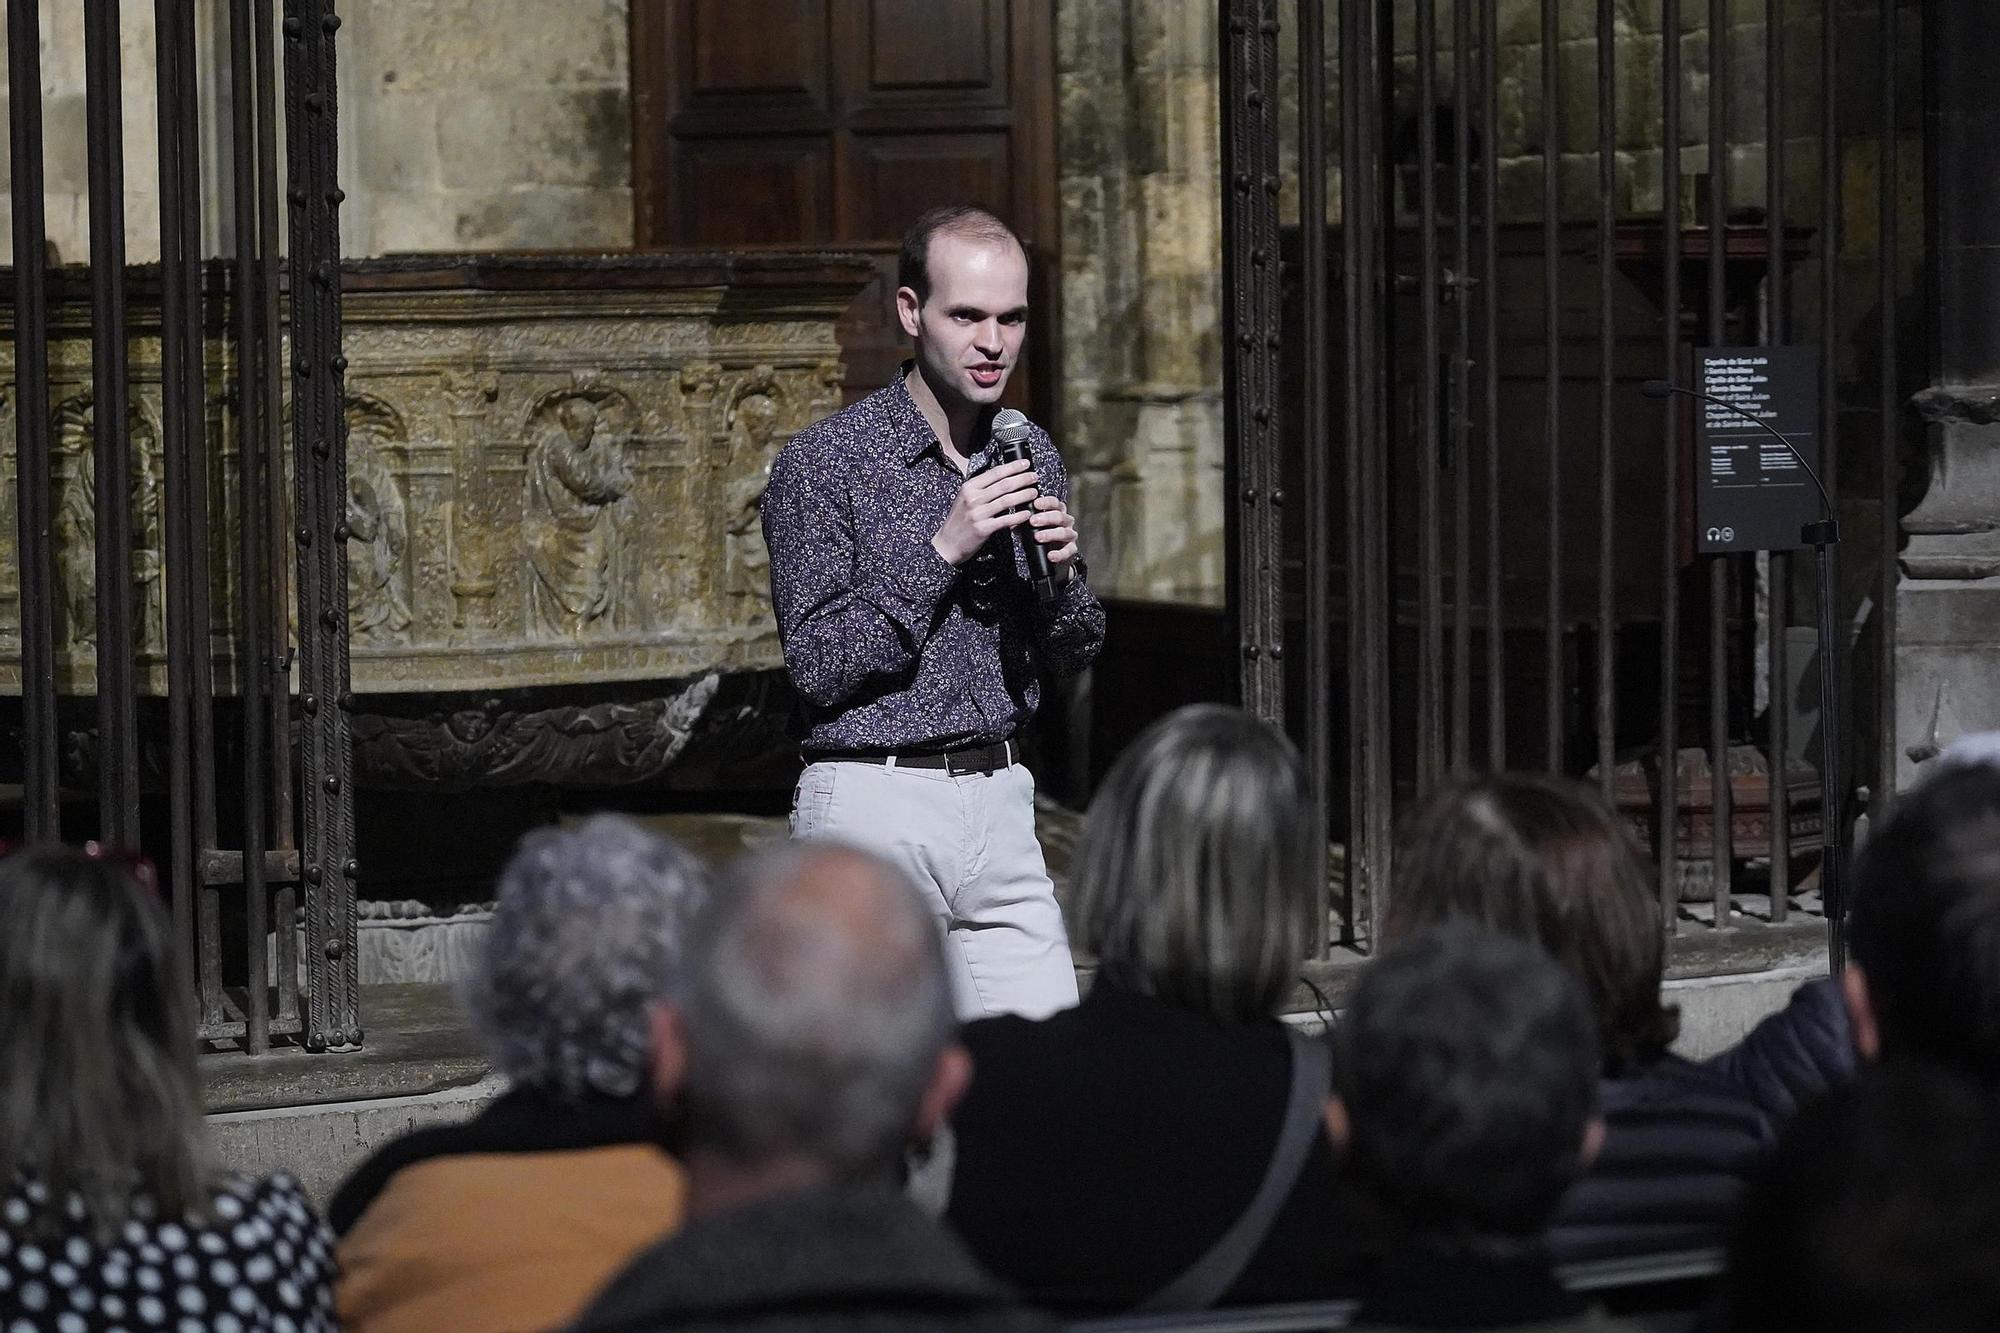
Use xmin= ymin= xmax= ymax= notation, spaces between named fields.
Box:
xmin=0 ymin=251 xmax=872 ymax=791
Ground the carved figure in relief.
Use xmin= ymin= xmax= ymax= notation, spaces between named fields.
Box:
xmin=52 ymin=396 xmax=165 ymax=651
xmin=525 ymin=391 xmax=635 ymax=639
xmin=723 ymin=386 xmax=786 ymax=605
xmin=346 ymin=427 xmax=415 ymax=641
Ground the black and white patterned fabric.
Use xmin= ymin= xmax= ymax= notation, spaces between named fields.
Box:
xmin=0 ymin=1172 xmax=336 ymax=1333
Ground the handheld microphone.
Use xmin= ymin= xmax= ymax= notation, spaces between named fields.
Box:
xmin=989 ymin=408 xmax=1058 ymax=603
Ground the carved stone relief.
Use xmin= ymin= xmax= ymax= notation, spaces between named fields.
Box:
xmin=0 ymin=254 xmax=870 ymax=704
xmin=51 ymin=393 xmax=167 ymax=655
xmin=522 ymin=376 xmax=639 ymax=641
xmin=344 ymin=393 xmax=416 ymax=643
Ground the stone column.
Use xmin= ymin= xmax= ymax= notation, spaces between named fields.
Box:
xmin=1897 ymin=0 xmax=2000 ymax=781
xmin=1057 ymin=1 xmax=1225 ymax=605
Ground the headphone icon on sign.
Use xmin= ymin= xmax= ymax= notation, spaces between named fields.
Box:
xmin=1705 ymin=526 xmax=1735 ymax=542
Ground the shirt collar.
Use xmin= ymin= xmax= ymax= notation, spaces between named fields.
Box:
xmin=889 ymin=363 xmax=943 ymax=466
xmin=890 ymin=362 xmax=1002 ymax=472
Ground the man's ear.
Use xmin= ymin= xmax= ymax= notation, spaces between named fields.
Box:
xmin=1321 ymin=1096 xmax=1350 ymax=1155
xmin=895 ymin=285 xmax=923 ymax=340
xmin=1843 ymin=964 xmax=1881 ymax=1061
xmin=913 ymin=1042 xmax=973 ymax=1143
xmin=649 ymin=1002 xmax=691 ymax=1110
xmin=1578 ymin=1115 xmax=1607 ymax=1172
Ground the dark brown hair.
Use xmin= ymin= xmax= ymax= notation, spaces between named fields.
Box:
xmin=1383 ymin=772 xmax=1678 ymax=1072
xmin=896 ymin=204 xmax=1021 ymax=303
xmin=0 ymin=845 xmax=210 ymax=1236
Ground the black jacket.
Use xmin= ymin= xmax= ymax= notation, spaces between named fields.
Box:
xmin=1705 ymin=976 xmax=1854 ymax=1124
xmin=1551 ymin=1054 xmax=1777 ymax=1264
xmin=946 ymin=981 xmax=1358 ymax=1313
xmin=570 ymin=1185 xmax=1055 ymax=1333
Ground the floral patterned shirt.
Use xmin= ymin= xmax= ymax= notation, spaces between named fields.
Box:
xmin=761 ymin=371 xmax=1105 ymax=754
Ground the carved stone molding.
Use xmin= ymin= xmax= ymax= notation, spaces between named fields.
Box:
xmin=350 ymin=672 xmax=720 ymax=791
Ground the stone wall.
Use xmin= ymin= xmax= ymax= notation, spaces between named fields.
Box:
xmin=1056 ymin=4 xmax=1226 ymax=605
xmin=337 ymin=0 xmax=633 ymax=254
xmin=0 ymin=0 xmax=633 ymax=264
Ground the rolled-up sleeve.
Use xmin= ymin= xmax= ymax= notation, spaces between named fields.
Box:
xmin=761 ymin=432 xmax=959 ymax=709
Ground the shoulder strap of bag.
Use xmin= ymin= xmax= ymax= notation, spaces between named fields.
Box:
xmin=1136 ymin=1027 xmax=1334 ymax=1313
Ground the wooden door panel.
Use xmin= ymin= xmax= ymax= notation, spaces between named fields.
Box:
xmin=673 ymin=139 xmax=834 ymax=243
xmin=860 ymin=0 xmax=1005 ymax=96
xmin=680 ymin=0 xmax=828 ymax=110
xmin=632 ymin=0 xmax=1055 ymax=420
xmin=846 ymin=132 xmax=1011 ymax=240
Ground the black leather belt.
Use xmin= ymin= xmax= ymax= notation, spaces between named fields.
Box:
xmin=806 ymin=738 xmax=1017 ymax=776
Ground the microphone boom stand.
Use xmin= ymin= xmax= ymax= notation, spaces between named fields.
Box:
xmin=1642 ymin=379 xmax=1847 ymax=971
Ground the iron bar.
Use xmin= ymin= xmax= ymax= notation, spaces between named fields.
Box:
xmin=163 ymin=0 xmax=225 ymax=1027
xmin=8 ymin=0 xmax=59 ymax=840
xmin=1364 ymin=0 xmax=1393 ymax=939
xmin=1595 ymin=0 xmax=1617 ymax=800
xmin=1416 ymin=0 xmax=1443 ymax=786
xmin=257 ymin=0 xmax=300 ymax=1027
xmin=1450 ymin=0 xmax=1473 ymax=770
xmin=156 ymin=0 xmax=202 ymax=998
xmin=1659 ymin=0 xmax=1683 ymax=930
xmin=1342 ymin=0 xmax=1387 ymax=945
xmin=83 ymin=0 xmax=142 ymax=852
xmin=1765 ymin=0 xmax=1790 ymax=923
xmin=232 ymin=0 xmax=273 ymax=1053
xmin=288 ymin=0 xmax=360 ymax=1049
xmin=1297 ymin=0 xmax=1332 ymax=957
xmin=1873 ymin=0 xmax=1897 ymax=832
xmin=1706 ymin=0 xmax=1733 ymax=929
xmin=1341 ymin=0 xmax=1366 ymax=943
xmin=1219 ymin=0 xmax=1286 ymax=724
xmin=1541 ymin=0 xmax=1563 ymax=769
xmin=1816 ymin=0 xmax=1843 ymax=964
xmin=1482 ymin=0 xmax=1503 ymax=767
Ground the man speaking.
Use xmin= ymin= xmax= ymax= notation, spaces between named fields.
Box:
xmin=761 ymin=205 xmax=1104 ymax=1021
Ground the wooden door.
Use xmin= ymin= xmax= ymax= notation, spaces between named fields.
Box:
xmin=630 ymin=0 xmax=1058 ymax=414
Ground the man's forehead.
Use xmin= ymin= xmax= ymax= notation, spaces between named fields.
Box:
xmin=925 ymin=231 xmax=1029 ymax=296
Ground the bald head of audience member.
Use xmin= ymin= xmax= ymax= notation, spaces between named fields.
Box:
xmin=648 ymin=841 xmax=971 ymax=1214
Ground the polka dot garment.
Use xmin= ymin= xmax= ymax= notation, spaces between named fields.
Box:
xmin=0 ymin=1171 xmax=336 ymax=1332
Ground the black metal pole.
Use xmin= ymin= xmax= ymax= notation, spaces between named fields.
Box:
xmin=1297 ymin=0 xmax=1332 ymax=956
xmin=9 ymin=0 xmax=60 ymax=841
xmin=231 ymin=0 xmax=273 ymax=1054
xmin=84 ymin=0 xmax=143 ymax=852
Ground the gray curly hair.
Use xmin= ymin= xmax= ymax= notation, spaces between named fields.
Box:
xmin=464 ymin=814 xmax=708 ymax=1099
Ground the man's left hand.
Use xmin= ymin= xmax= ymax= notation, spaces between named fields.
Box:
xmin=1028 ymin=495 xmax=1079 ymax=584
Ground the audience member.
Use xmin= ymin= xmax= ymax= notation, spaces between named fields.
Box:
xmin=1334 ymin=924 xmax=1625 ymax=1332
xmin=571 ymin=841 xmax=1055 ymax=1332
xmin=0 ymin=844 xmax=336 ymax=1330
xmin=1722 ymin=1062 xmax=2000 ymax=1332
xmin=1845 ymin=758 xmax=2000 ymax=1082
xmin=946 ymin=703 xmax=1350 ymax=1312
xmin=332 ymin=815 xmax=705 ymax=1332
xmin=1386 ymin=773 xmax=1774 ymax=1262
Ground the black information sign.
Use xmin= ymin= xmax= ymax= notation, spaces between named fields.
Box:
xmin=1693 ymin=346 xmax=1821 ymax=554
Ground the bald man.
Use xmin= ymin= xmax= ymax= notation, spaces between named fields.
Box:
xmin=573 ymin=843 xmax=1054 ymax=1333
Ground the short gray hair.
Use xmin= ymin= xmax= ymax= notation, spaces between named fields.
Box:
xmin=465 ymin=814 xmax=708 ymax=1099
xmin=1072 ymin=704 xmax=1318 ymax=1022
xmin=677 ymin=841 xmax=955 ymax=1179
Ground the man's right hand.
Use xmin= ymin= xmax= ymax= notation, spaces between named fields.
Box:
xmin=931 ymin=459 xmax=1039 ymax=566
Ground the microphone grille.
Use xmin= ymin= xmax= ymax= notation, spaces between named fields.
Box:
xmin=991 ymin=408 xmax=1031 ymax=444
